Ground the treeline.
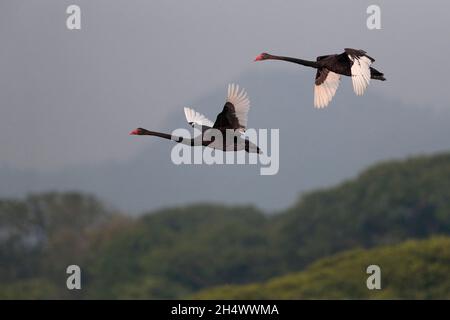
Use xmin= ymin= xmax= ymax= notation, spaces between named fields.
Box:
xmin=1 ymin=152 xmax=450 ymax=299
xmin=193 ymin=237 xmax=450 ymax=299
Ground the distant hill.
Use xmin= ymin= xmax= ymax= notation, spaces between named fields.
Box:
xmin=1 ymin=152 xmax=450 ymax=299
xmin=2 ymin=70 xmax=450 ymax=213
xmin=192 ymin=237 xmax=450 ymax=299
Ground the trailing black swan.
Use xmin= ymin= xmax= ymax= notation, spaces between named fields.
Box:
xmin=255 ymin=48 xmax=386 ymax=108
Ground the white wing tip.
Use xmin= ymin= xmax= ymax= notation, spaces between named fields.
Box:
xmin=184 ymin=107 xmax=193 ymax=121
xmin=227 ymin=83 xmax=249 ymax=102
xmin=183 ymin=107 xmax=214 ymax=127
xmin=226 ymin=83 xmax=250 ymax=127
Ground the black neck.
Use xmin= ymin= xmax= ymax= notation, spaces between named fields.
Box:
xmin=139 ymin=129 xmax=171 ymax=139
xmin=139 ymin=129 xmax=194 ymax=146
xmin=267 ymin=54 xmax=319 ymax=68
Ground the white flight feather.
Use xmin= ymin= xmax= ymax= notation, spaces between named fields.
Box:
xmin=227 ymin=83 xmax=250 ymax=132
xmin=349 ymin=55 xmax=372 ymax=96
xmin=184 ymin=107 xmax=214 ymax=128
xmin=314 ymin=71 xmax=341 ymax=108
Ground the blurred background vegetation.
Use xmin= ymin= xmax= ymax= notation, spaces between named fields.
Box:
xmin=1 ymin=152 xmax=450 ymax=299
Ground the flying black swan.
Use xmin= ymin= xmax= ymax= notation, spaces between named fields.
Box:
xmin=130 ymin=84 xmax=261 ymax=153
xmin=254 ymin=48 xmax=386 ymax=108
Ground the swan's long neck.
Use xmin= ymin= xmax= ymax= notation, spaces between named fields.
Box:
xmin=267 ymin=54 xmax=319 ymax=68
xmin=140 ymin=129 xmax=194 ymax=146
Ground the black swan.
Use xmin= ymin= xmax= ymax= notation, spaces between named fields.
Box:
xmin=254 ymin=48 xmax=386 ymax=108
xmin=130 ymin=84 xmax=261 ymax=153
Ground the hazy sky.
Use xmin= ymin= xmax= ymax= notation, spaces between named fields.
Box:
xmin=1 ymin=0 xmax=449 ymax=172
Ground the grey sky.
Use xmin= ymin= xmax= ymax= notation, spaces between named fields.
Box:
xmin=2 ymin=72 xmax=450 ymax=213
xmin=1 ymin=1 xmax=450 ymax=213
xmin=1 ymin=0 xmax=449 ymax=171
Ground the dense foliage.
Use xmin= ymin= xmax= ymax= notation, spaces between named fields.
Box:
xmin=193 ymin=237 xmax=450 ymax=299
xmin=1 ymin=152 xmax=450 ymax=299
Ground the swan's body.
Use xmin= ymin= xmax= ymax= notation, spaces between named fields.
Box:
xmin=131 ymin=84 xmax=261 ymax=154
xmin=255 ymin=48 xmax=385 ymax=108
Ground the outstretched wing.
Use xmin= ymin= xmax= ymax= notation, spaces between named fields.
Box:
xmin=314 ymin=68 xmax=341 ymax=108
xmin=184 ymin=107 xmax=214 ymax=128
xmin=213 ymin=83 xmax=250 ymax=132
xmin=344 ymin=48 xmax=374 ymax=96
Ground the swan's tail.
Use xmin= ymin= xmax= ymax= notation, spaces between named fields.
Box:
xmin=370 ymin=67 xmax=386 ymax=81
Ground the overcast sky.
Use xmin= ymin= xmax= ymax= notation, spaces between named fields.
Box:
xmin=1 ymin=0 xmax=449 ymax=172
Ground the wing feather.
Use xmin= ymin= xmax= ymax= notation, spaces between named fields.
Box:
xmin=213 ymin=83 xmax=251 ymax=132
xmin=314 ymin=69 xmax=341 ymax=108
xmin=184 ymin=107 xmax=214 ymax=128
xmin=226 ymin=83 xmax=250 ymax=131
xmin=345 ymin=49 xmax=373 ymax=96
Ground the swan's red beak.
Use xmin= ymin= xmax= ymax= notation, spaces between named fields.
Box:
xmin=254 ymin=54 xmax=263 ymax=62
xmin=130 ymin=129 xmax=139 ymax=135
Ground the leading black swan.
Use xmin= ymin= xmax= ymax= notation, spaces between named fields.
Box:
xmin=130 ymin=84 xmax=261 ymax=153
xmin=254 ymin=48 xmax=386 ymax=108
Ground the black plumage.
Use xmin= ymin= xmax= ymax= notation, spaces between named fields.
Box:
xmin=255 ymin=48 xmax=386 ymax=108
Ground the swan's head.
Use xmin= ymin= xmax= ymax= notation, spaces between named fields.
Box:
xmin=129 ymin=128 xmax=145 ymax=135
xmin=254 ymin=52 xmax=270 ymax=62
